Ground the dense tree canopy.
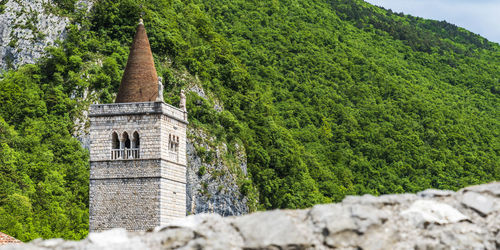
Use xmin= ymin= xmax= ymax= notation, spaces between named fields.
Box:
xmin=0 ymin=0 xmax=498 ymax=241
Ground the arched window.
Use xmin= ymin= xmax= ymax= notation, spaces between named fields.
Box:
xmin=169 ymin=134 xmax=179 ymax=162
xmin=122 ymin=132 xmax=130 ymax=149
xmin=131 ymin=131 xmax=140 ymax=159
xmin=112 ymin=132 xmax=120 ymax=149
xmin=110 ymin=131 xmax=141 ymax=160
xmin=111 ymin=132 xmax=120 ymax=159
xmin=122 ymin=132 xmax=131 ymax=159
xmin=132 ymin=131 xmax=140 ymax=149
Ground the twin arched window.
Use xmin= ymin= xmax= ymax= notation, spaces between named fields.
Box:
xmin=169 ymin=134 xmax=179 ymax=152
xmin=111 ymin=131 xmax=140 ymax=159
xmin=168 ymin=134 xmax=179 ymax=162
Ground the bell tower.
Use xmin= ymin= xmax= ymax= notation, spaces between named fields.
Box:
xmin=88 ymin=19 xmax=188 ymax=232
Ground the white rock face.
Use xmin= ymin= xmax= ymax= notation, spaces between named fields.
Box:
xmin=401 ymin=199 xmax=469 ymax=227
xmin=0 ymin=0 xmax=69 ymax=70
xmin=461 ymin=191 xmax=499 ymax=216
xmin=6 ymin=182 xmax=500 ymax=249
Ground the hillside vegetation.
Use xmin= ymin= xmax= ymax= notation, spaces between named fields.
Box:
xmin=0 ymin=0 xmax=498 ymax=241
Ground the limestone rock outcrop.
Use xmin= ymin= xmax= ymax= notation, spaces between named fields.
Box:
xmin=185 ymin=81 xmax=251 ymax=217
xmin=7 ymin=182 xmax=499 ymax=249
xmin=186 ymin=127 xmax=250 ymax=216
xmin=0 ymin=0 xmax=70 ymax=70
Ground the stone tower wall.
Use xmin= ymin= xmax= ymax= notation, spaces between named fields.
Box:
xmin=159 ymin=108 xmax=187 ymax=224
xmin=89 ymin=102 xmax=187 ymax=232
xmin=89 ymin=175 xmax=161 ymax=231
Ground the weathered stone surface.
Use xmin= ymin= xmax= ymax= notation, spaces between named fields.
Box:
xmin=231 ymin=209 xmax=320 ymax=249
xmin=401 ymin=199 xmax=469 ymax=227
xmin=0 ymin=0 xmax=69 ymax=70
xmin=8 ymin=182 xmax=499 ymax=250
xmin=310 ymin=203 xmax=391 ymax=249
xmin=463 ymin=182 xmax=500 ymax=197
xmin=342 ymin=193 xmax=418 ymax=207
xmin=461 ymin=191 xmax=497 ymax=216
xmin=157 ymin=214 xmax=244 ymax=249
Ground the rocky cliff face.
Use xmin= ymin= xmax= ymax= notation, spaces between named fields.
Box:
xmin=0 ymin=0 xmax=69 ymax=70
xmin=186 ymin=134 xmax=248 ymax=216
xmin=186 ymin=128 xmax=250 ymax=216
xmin=8 ymin=182 xmax=500 ymax=249
xmin=180 ymin=76 xmax=253 ymax=217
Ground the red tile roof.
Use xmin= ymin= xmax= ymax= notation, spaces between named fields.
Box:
xmin=0 ymin=232 xmax=21 ymax=245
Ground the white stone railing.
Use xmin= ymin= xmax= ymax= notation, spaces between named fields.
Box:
xmin=126 ymin=148 xmax=140 ymax=159
xmin=111 ymin=148 xmax=140 ymax=160
xmin=111 ymin=149 xmax=123 ymax=160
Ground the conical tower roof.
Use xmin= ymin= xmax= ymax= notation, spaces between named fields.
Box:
xmin=115 ymin=19 xmax=158 ymax=103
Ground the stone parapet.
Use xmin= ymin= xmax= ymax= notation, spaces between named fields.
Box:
xmin=90 ymin=102 xmax=187 ymax=124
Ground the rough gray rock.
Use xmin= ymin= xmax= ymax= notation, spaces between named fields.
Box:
xmin=461 ymin=191 xmax=498 ymax=217
xmin=232 ymin=209 xmax=320 ymax=249
xmin=6 ymin=182 xmax=499 ymax=249
xmin=186 ymin=127 xmax=249 ymax=217
xmin=0 ymin=0 xmax=69 ymax=70
xmin=401 ymin=199 xmax=469 ymax=227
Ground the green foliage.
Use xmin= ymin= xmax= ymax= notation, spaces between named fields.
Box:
xmin=0 ymin=0 xmax=499 ymax=241
xmin=0 ymin=4 xmax=94 ymax=240
xmin=197 ymin=165 xmax=206 ymax=177
xmin=52 ymin=0 xmax=77 ymax=13
xmin=0 ymin=65 xmax=89 ymax=241
xmin=0 ymin=0 xmax=8 ymax=14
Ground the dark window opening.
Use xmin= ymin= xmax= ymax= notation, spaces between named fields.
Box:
xmin=133 ymin=131 xmax=140 ymax=148
xmin=122 ymin=132 xmax=130 ymax=149
xmin=112 ymin=132 xmax=120 ymax=149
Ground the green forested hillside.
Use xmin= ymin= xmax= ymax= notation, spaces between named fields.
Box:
xmin=0 ymin=0 xmax=498 ymax=241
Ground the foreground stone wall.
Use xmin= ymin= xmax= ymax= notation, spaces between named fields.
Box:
xmin=9 ymin=182 xmax=499 ymax=249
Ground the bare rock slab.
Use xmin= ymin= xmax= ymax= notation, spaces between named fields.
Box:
xmin=461 ymin=191 xmax=498 ymax=217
